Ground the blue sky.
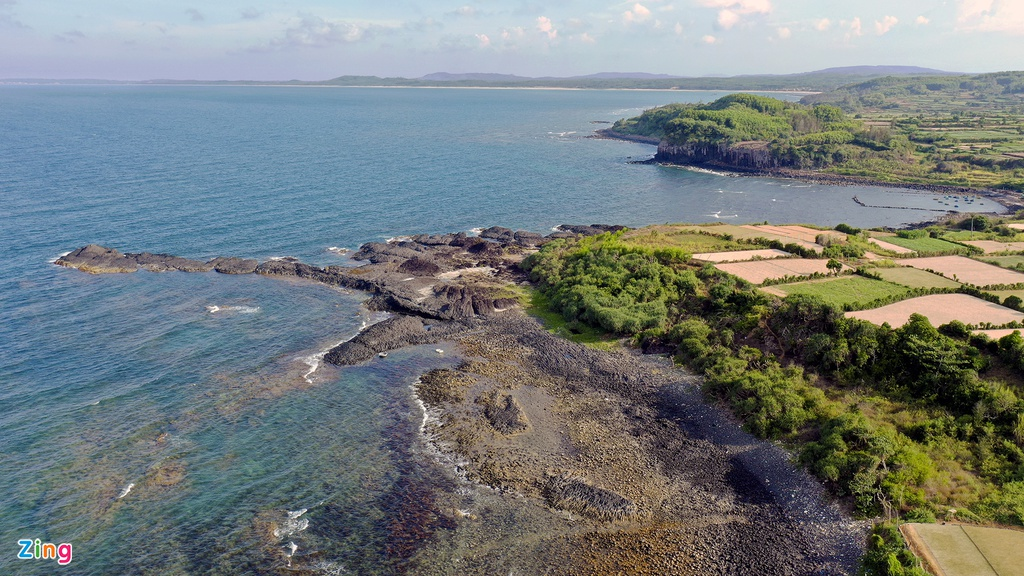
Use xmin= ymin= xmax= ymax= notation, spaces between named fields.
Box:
xmin=1 ymin=1 xmax=1021 ymax=80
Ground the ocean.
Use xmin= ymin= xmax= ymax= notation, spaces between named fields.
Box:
xmin=0 ymin=85 xmax=1003 ymax=574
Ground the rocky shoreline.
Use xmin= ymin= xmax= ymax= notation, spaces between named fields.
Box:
xmin=56 ymin=226 xmax=866 ymax=574
xmin=596 ymin=128 xmax=1024 ymax=214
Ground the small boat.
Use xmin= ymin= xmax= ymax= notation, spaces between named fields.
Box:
xmin=435 ymin=348 xmax=444 ymax=354
xmin=378 ymin=351 xmax=388 ymax=358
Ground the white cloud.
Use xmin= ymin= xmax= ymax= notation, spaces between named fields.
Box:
xmin=258 ymin=15 xmax=381 ymax=50
xmin=452 ymin=6 xmax=477 ymax=18
xmin=875 ymin=15 xmax=898 ymax=35
xmin=916 ymin=15 xmax=930 ymax=25
xmin=475 ymin=33 xmax=490 ymax=47
xmin=844 ymin=17 xmax=862 ymax=40
xmin=776 ymin=26 xmax=791 ymax=39
xmin=814 ymin=18 xmax=831 ymax=31
xmin=697 ymin=0 xmax=771 ymax=31
xmin=674 ymin=21 xmax=684 ymax=35
xmin=536 ymin=16 xmax=557 ymax=39
xmin=697 ymin=0 xmax=771 ymax=14
xmin=957 ymin=0 xmax=1024 ymax=33
xmin=579 ymin=32 xmax=596 ymax=44
xmin=501 ymin=26 xmax=524 ymax=40
xmin=623 ymin=3 xmax=653 ymax=23
xmin=717 ymin=9 xmax=740 ymax=29
xmin=701 ymin=34 xmax=717 ymax=44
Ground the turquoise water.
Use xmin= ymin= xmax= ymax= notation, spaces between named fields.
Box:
xmin=0 ymin=86 xmax=1003 ymax=574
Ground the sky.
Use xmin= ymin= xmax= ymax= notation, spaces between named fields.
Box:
xmin=0 ymin=1 xmax=1021 ymax=80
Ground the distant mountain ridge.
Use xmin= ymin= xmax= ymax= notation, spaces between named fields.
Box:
xmin=2 ymin=66 xmax=983 ymax=92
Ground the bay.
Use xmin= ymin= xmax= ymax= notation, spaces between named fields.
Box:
xmin=0 ymin=85 xmax=1000 ymax=574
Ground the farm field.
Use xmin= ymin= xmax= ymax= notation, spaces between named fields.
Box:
xmin=873 ymin=266 xmax=962 ymax=289
xmin=715 ymin=258 xmax=841 ymax=284
xmin=620 ymin=226 xmax=747 ymax=253
xmin=744 ymin=224 xmax=843 ymax=243
xmin=767 ymin=276 xmax=909 ymax=309
xmin=981 ymin=255 xmax=1024 ymax=270
xmin=691 ymin=249 xmax=791 ymax=263
xmin=846 ymin=293 xmax=1024 ymax=327
xmin=901 ymin=256 xmax=1024 ymax=286
xmin=987 ymin=289 xmax=1024 ymax=301
xmin=976 ymin=329 xmax=1022 ymax=340
xmin=678 ymin=224 xmax=824 ymax=252
xmin=963 ymin=240 xmax=1024 ymax=254
xmin=881 ymin=236 xmax=969 ymax=255
xmin=903 ymin=523 xmax=1024 ymax=576
xmin=868 ymin=237 xmax=915 ymax=254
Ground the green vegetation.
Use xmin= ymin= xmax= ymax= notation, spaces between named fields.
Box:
xmin=873 ymin=267 xmax=962 ymax=289
xmin=770 ymin=276 xmax=909 ymax=309
xmin=982 ymin=256 xmax=1024 ymax=271
xmin=522 ymin=227 xmax=1024 ymax=574
xmin=618 ymin=226 xmax=747 ymax=253
xmin=881 ymin=235 xmax=971 ymax=255
xmin=523 ymin=290 xmax=621 ymax=351
xmin=613 ymin=82 xmax=1024 ymax=191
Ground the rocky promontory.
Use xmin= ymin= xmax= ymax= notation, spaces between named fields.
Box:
xmin=55 ymin=224 xmax=866 ymax=574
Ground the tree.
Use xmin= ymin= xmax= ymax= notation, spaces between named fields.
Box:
xmin=826 ymin=258 xmax=843 ymax=276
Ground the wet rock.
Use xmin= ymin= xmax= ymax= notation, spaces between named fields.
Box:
xmin=479 ymin=391 xmax=529 ymax=434
xmin=207 ymin=256 xmax=258 ymax=274
xmin=57 ymin=245 xmax=139 ymax=273
xmin=323 ymin=315 xmax=471 ymax=366
xmin=133 ymin=252 xmax=213 ymax=272
xmin=417 ymin=368 xmax=476 ymax=404
xmin=543 ymin=474 xmax=638 ymax=521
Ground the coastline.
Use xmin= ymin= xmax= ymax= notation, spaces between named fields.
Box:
xmin=54 ymin=229 xmax=866 ymax=574
xmin=595 ymin=128 xmax=1024 ymax=215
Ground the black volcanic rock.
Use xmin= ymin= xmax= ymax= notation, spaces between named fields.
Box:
xmin=323 ymin=315 xmax=469 ymax=365
xmin=57 ymin=245 xmax=139 ymax=273
xmin=132 ymin=252 xmax=212 ymax=272
xmin=207 ymin=256 xmax=258 ymax=274
xmin=479 ymin=226 xmax=516 ymax=243
xmin=557 ymin=224 xmax=627 ymax=236
xmin=397 ymin=257 xmax=441 ymax=276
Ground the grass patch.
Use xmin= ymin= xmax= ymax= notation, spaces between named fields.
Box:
xmin=620 ymin=226 xmax=746 ymax=253
xmin=873 ymin=267 xmax=962 ymax=289
xmin=770 ymin=276 xmax=910 ymax=309
xmin=942 ymin=229 xmax=1024 ymax=242
xmin=524 ymin=289 xmax=621 ymax=351
xmin=980 ymin=255 xmax=1024 ymax=270
xmin=882 ymin=236 xmax=969 ymax=255
xmin=986 ymin=289 xmax=1024 ymax=301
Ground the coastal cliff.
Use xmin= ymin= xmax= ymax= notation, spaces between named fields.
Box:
xmin=655 ymin=139 xmax=782 ymax=171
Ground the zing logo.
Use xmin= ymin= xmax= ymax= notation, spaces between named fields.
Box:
xmin=17 ymin=539 xmax=73 ymax=565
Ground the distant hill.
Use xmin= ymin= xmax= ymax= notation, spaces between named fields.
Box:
xmin=419 ymin=72 xmax=532 ymax=82
xmin=800 ymin=66 xmax=959 ymax=76
xmin=4 ymin=66 xmax=1001 ymax=93
xmin=801 ymin=70 xmax=1024 ymax=111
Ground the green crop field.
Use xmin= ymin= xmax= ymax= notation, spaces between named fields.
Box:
xmin=981 ymin=255 xmax=1024 ymax=270
xmin=882 ymin=236 xmax=969 ymax=254
xmin=621 ymin=227 xmax=746 ymax=253
xmin=873 ymin=267 xmax=962 ymax=289
xmin=769 ymin=276 xmax=910 ymax=309
xmin=987 ymin=289 xmax=1024 ymax=302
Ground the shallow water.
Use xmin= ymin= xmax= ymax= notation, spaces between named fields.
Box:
xmin=0 ymin=85 xmax=1001 ymax=574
